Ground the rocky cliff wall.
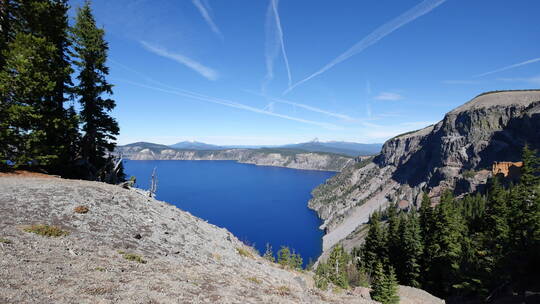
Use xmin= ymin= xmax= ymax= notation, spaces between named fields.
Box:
xmin=309 ymin=90 xmax=540 ymax=254
xmin=116 ymin=147 xmax=353 ymax=172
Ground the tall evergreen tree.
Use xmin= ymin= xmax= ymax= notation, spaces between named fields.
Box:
xmin=385 ymin=266 xmax=401 ymax=304
xmin=506 ymin=146 xmax=540 ymax=290
xmin=327 ymin=245 xmax=349 ymax=288
xmin=0 ymin=32 xmax=57 ymax=167
xmin=484 ymin=178 xmax=510 ymax=277
xmin=71 ymin=1 xmax=119 ymax=179
xmin=362 ymin=211 xmax=387 ymax=274
xmin=0 ymin=0 xmax=77 ymax=171
xmin=386 ymin=205 xmax=402 ymax=272
xmin=399 ymin=209 xmax=423 ymax=287
xmin=371 ymin=262 xmax=400 ymax=304
xmin=426 ymin=191 xmax=467 ymax=296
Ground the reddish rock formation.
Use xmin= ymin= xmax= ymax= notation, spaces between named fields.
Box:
xmin=492 ymin=161 xmax=523 ymax=179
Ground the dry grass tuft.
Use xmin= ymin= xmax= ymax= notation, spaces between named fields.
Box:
xmin=74 ymin=205 xmax=89 ymax=214
xmin=0 ymin=237 xmax=12 ymax=244
xmin=23 ymin=224 xmax=68 ymax=237
xmin=123 ymin=253 xmax=147 ymax=264
xmin=236 ymin=247 xmax=254 ymax=258
xmin=212 ymin=252 xmax=222 ymax=261
xmin=275 ymin=285 xmax=292 ymax=296
xmin=84 ymin=285 xmax=116 ymax=295
xmin=246 ymin=276 xmax=262 ymax=284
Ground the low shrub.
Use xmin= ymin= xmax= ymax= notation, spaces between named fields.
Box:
xmin=123 ymin=253 xmax=147 ymax=264
xmin=23 ymin=224 xmax=69 ymax=237
xmin=236 ymin=247 xmax=254 ymax=258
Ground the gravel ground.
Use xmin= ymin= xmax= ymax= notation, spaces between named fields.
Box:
xmin=0 ymin=176 xmax=443 ymax=303
xmin=0 ymin=176 xmax=378 ymax=304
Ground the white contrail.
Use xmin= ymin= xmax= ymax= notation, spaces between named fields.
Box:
xmin=246 ymin=90 xmax=356 ymax=121
xmin=192 ymin=0 xmax=223 ymax=40
xmin=473 ymin=57 xmax=540 ymax=78
xmin=140 ymin=41 xmax=219 ymax=81
xmin=116 ymin=78 xmax=341 ymax=130
xmin=283 ymin=0 xmax=447 ymax=94
xmin=272 ymin=0 xmax=292 ymax=87
xmin=262 ymin=0 xmax=292 ymax=92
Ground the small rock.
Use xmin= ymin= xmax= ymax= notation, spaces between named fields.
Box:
xmin=134 ymin=233 xmax=142 ymax=239
xmin=351 ymin=287 xmax=371 ymax=299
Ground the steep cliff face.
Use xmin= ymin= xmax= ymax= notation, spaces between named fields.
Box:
xmin=116 ymin=146 xmax=353 ymax=172
xmin=310 ymin=90 xmax=540 ymax=254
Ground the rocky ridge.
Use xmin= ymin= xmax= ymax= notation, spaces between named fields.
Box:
xmin=116 ymin=145 xmax=354 ymax=172
xmin=0 ymin=175 xmax=444 ymax=303
xmin=309 ymin=90 xmax=540 ymax=254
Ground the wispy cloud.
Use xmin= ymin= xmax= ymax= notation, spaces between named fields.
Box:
xmin=498 ymin=75 xmax=540 ymax=85
xmin=271 ymin=97 xmax=355 ymax=121
xmin=140 ymin=41 xmax=218 ymax=81
xmin=191 ymin=0 xmax=223 ymax=40
xmin=262 ymin=0 xmax=292 ymax=93
xmin=283 ymin=0 xmax=446 ymax=94
xmin=374 ymin=92 xmax=403 ymax=101
xmin=365 ymin=81 xmax=372 ymax=96
xmin=442 ymin=80 xmax=485 ymax=85
xmin=246 ymin=90 xmax=357 ymax=122
xmin=116 ymin=78 xmax=341 ymax=130
xmin=474 ymin=57 xmax=540 ymax=78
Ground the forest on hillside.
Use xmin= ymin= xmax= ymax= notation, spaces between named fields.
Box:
xmin=0 ymin=0 xmax=123 ymax=182
xmin=315 ymin=146 xmax=540 ymax=303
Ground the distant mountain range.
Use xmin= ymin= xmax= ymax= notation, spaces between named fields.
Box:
xmin=169 ymin=141 xmax=224 ymax=150
xmin=160 ymin=139 xmax=382 ymax=157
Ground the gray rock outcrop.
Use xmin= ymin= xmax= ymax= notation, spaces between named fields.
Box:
xmin=310 ymin=90 xmax=540 ymax=254
xmin=116 ymin=146 xmax=354 ymax=172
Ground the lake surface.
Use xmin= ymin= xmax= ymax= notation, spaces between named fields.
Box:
xmin=124 ymin=160 xmax=335 ymax=265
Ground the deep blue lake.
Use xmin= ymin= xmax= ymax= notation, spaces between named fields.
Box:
xmin=124 ymin=160 xmax=335 ymax=266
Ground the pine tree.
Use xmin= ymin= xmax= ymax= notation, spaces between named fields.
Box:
xmin=71 ymin=1 xmax=119 ymax=179
xmin=386 ymin=205 xmax=402 ymax=272
xmin=315 ymin=262 xmax=330 ymax=290
xmin=430 ymin=190 xmax=467 ymax=296
xmin=484 ymin=177 xmax=510 ymax=275
xmin=0 ymin=32 xmax=57 ymax=167
xmin=506 ymin=146 xmax=540 ymax=288
xmin=277 ymin=246 xmax=291 ymax=267
xmin=263 ymin=243 xmax=275 ymax=262
xmin=0 ymin=0 xmax=77 ymax=171
xmin=290 ymin=249 xmax=303 ymax=270
xmin=399 ymin=209 xmax=423 ymax=287
xmin=362 ymin=211 xmax=387 ymax=274
xmin=371 ymin=262 xmax=399 ymax=304
xmin=370 ymin=262 xmax=387 ymax=302
xmin=327 ymin=244 xmax=349 ymax=288
xmin=419 ymin=192 xmax=436 ymax=288
xmin=385 ymin=266 xmax=400 ymax=304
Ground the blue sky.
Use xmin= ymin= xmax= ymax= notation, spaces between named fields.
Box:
xmin=69 ymin=0 xmax=540 ymax=145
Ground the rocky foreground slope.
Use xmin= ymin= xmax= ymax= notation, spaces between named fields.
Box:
xmin=0 ymin=175 xmax=444 ymax=303
xmin=310 ymin=90 xmax=540 ymax=254
xmin=116 ymin=145 xmax=354 ymax=172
